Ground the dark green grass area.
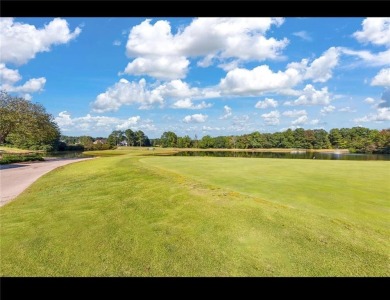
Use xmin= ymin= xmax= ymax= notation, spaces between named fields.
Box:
xmin=0 ymin=153 xmax=44 ymax=164
xmin=1 ymin=152 xmax=389 ymax=276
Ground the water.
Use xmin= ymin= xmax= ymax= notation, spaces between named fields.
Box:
xmin=172 ymin=151 xmax=390 ymax=161
xmin=44 ymin=151 xmax=93 ymax=159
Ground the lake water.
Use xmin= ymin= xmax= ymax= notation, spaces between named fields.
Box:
xmin=172 ymin=151 xmax=390 ymax=161
xmin=44 ymin=151 xmax=93 ymax=159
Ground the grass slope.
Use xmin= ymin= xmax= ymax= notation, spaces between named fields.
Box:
xmin=1 ymin=151 xmax=389 ymax=276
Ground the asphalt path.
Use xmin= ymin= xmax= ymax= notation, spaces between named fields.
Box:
xmin=0 ymin=158 xmax=94 ymax=207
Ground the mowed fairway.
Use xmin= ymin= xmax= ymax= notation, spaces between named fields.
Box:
xmin=1 ymin=151 xmax=389 ymax=276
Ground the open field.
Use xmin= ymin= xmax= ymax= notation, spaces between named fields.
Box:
xmin=1 ymin=149 xmax=389 ymax=276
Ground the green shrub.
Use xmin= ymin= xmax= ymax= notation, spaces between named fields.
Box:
xmin=0 ymin=153 xmax=44 ymax=164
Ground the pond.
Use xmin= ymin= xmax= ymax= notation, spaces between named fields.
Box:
xmin=172 ymin=151 xmax=390 ymax=161
xmin=44 ymin=151 xmax=93 ymax=159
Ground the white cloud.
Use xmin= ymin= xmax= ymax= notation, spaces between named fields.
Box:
xmin=202 ymin=126 xmax=224 ymax=132
xmin=340 ymin=48 xmax=390 ymax=67
xmin=183 ymin=113 xmax=208 ymax=123
xmin=261 ymin=110 xmax=280 ymax=125
xmin=55 ymin=111 xmax=155 ymax=134
xmin=293 ymin=31 xmax=312 ymax=41
xmin=338 ymin=107 xmax=356 ymax=112
xmin=92 ymin=78 xmax=164 ymax=112
xmin=123 ymin=56 xmax=189 ymax=80
xmin=320 ymin=105 xmax=336 ymax=115
xmin=124 ymin=18 xmax=289 ymax=80
xmin=0 ymin=64 xmax=46 ymax=97
xmin=155 ymin=79 xmax=199 ymax=99
xmin=310 ymin=119 xmax=320 ymax=125
xmin=219 ymin=105 xmax=232 ymax=119
xmin=91 ymin=78 xmax=218 ymax=113
xmin=0 ymin=18 xmax=81 ymax=65
xmin=219 ymin=65 xmax=301 ymax=95
xmin=116 ymin=116 xmax=141 ymax=130
xmin=0 ymin=63 xmax=21 ymax=84
xmin=364 ymin=97 xmax=375 ymax=103
xmin=284 ymin=84 xmax=332 ymax=106
xmin=371 ymin=68 xmax=390 ymax=87
xmin=113 ymin=40 xmax=121 ymax=46
xmin=304 ymin=47 xmax=340 ymax=82
xmin=282 ymin=109 xmax=307 ymax=117
xmin=255 ymin=98 xmax=278 ymax=109
xmin=291 ymin=115 xmax=308 ymax=125
xmin=353 ymin=18 xmax=390 ymax=47
xmin=354 ymin=107 xmax=390 ymax=122
xmin=171 ymin=98 xmax=212 ymax=109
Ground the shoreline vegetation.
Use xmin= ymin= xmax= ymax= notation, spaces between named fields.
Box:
xmin=1 ymin=148 xmax=388 ymax=276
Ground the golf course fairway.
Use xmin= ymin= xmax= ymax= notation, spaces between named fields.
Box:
xmin=1 ymin=152 xmax=389 ymax=276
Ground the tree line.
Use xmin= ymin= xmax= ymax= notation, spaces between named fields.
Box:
xmin=153 ymin=128 xmax=390 ymax=154
xmin=1 ymin=92 xmax=389 ymax=154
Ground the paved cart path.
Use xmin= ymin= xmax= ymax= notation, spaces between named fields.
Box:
xmin=0 ymin=158 xmax=94 ymax=207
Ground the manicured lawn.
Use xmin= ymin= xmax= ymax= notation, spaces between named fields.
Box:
xmin=1 ymin=150 xmax=389 ymax=276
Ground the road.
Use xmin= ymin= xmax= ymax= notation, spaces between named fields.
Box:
xmin=0 ymin=158 xmax=94 ymax=207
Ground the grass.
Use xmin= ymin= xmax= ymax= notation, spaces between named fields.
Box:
xmin=0 ymin=149 xmax=389 ymax=276
xmin=0 ymin=146 xmax=36 ymax=154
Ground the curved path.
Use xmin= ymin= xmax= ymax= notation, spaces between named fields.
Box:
xmin=0 ymin=158 xmax=94 ymax=207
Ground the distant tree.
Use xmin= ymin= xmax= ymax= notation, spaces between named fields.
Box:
xmin=107 ymin=130 xmax=125 ymax=147
xmin=125 ymin=129 xmax=136 ymax=146
xmin=160 ymin=131 xmax=178 ymax=148
xmin=135 ymin=130 xmax=146 ymax=147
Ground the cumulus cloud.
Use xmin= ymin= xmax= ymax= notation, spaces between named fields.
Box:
xmin=340 ymin=48 xmax=390 ymax=67
xmin=92 ymin=78 xmax=164 ymax=112
xmin=284 ymin=84 xmax=332 ymax=106
xmin=354 ymin=107 xmax=390 ymax=123
xmin=282 ymin=109 xmax=307 ymax=117
xmin=123 ymin=18 xmax=289 ymax=80
xmin=304 ymin=47 xmax=340 ymax=82
xmin=116 ymin=116 xmax=141 ymax=130
xmin=0 ymin=64 xmax=46 ymax=98
xmin=364 ymin=97 xmax=375 ymax=103
xmin=291 ymin=115 xmax=308 ymax=125
xmin=171 ymin=98 xmax=212 ymax=109
xmin=0 ymin=17 xmax=81 ymax=65
xmin=183 ymin=113 xmax=208 ymax=123
xmin=113 ymin=40 xmax=121 ymax=46
xmin=219 ymin=105 xmax=233 ymax=119
xmin=255 ymin=98 xmax=278 ymax=109
xmin=219 ymin=65 xmax=301 ymax=95
xmin=371 ymin=68 xmax=390 ymax=87
xmin=320 ymin=105 xmax=336 ymax=115
xmin=293 ymin=31 xmax=312 ymax=41
xmin=261 ymin=110 xmax=280 ymax=125
xmin=91 ymin=78 xmax=218 ymax=113
xmin=123 ymin=56 xmax=189 ymax=80
xmin=55 ymin=111 xmax=155 ymax=134
xmin=353 ymin=18 xmax=390 ymax=47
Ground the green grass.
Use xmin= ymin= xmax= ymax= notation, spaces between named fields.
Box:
xmin=1 ymin=150 xmax=389 ymax=276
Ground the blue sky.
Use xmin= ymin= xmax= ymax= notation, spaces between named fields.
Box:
xmin=1 ymin=17 xmax=389 ymax=138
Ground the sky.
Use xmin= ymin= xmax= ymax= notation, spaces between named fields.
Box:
xmin=1 ymin=17 xmax=390 ymax=138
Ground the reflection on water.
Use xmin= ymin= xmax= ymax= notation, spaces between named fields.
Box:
xmin=173 ymin=151 xmax=390 ymax=161
xmin=44 ymin=151 xmax=93 ymax=159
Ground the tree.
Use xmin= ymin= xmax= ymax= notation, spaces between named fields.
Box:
xmin=125 ymin=129 xmax=136 ymax=146
xmin=107 ymin=130 xmax=124 ymax=147
xmin=160 ymin=131 xmax=178 ymax=148
xmin=0 ymin=91 xmax=60 ymax=150
xmin=135 ymin=130 xmax=146 ymax=147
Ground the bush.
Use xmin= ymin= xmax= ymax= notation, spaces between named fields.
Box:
xmin=0 ymin=153 xmax=44 ymax=164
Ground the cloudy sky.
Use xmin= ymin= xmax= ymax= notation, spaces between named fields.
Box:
xmin=1 ymin=17 xmax=389 ymax=138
